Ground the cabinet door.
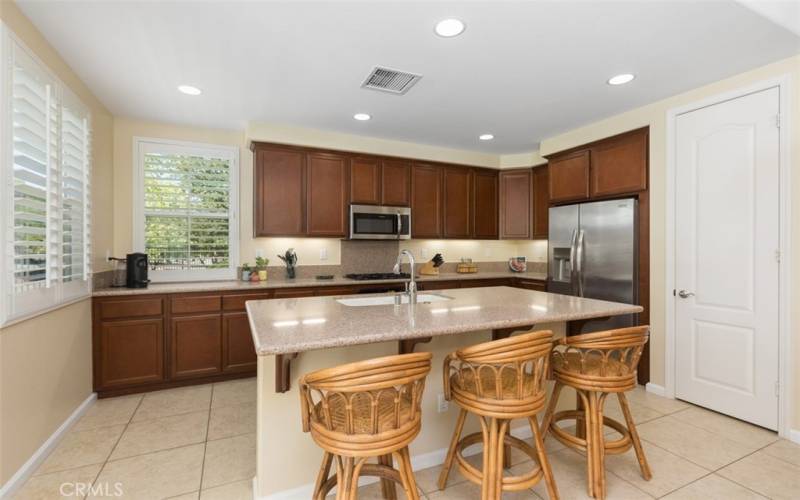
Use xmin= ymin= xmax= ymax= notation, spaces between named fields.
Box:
xmin=411 ymin=163 xmax=443 ymax=238
xmin=254 ymin=147 xmax=305 ymax=236
xmin=548 ymin=150 xmax=590 ymax=203
xmin=381 ymin=159 xmax=411 ymax=206
xmin=222 ymin=312 xmax=257 ymax=373
xmin=350 ymin=157 xmax=381 ymax=205
xmin=99 ymin=318 xmax=164 ymax=388
xmin=443 ymin=167 xmax=472 ymax=238
xmin=532 ymin=166 xmax=549 ymax=239
xmin=307 ymin=152 xmax=349 ymax=236
xmin=499 ymin=169 xmax=532 ymax=239
xmin=472 ymin=169 xmax=498 ymax=239
xmin=590 ymin=129 xmax=647 ymax=197
xmin=170 ymin=314 xmax=222 ymax=379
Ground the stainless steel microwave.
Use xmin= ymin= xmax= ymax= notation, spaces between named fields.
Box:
xmin=349 ymin=204 xmax=411 ymax=240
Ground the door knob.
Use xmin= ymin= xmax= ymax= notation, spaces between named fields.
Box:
xmin=678 ymin=290 xmax=695 ymax=298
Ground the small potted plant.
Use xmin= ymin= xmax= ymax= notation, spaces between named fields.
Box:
xmin=240 ymin=263 xmax=252 ymax=282
xmin=255 ymin=256 xmax=269 ymax=281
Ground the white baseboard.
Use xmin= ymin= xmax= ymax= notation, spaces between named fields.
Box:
xmin=0 ymin=392 xmax=96 ymax=498
xmin=645 ymin=383 xmax=667 ymax=397
xmin=257 ymin=422 xmax=567 ymax=499
xmin=788 ymin=429 xmax=800 ymax=445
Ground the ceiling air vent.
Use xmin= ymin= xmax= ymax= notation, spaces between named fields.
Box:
xmin=361 ymin=66 xmax=422 ymax=95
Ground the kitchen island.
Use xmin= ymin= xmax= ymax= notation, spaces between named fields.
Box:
xmin=247 ymin=286 xmax=642 ymax=498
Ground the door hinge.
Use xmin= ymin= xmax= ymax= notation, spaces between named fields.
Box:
xmin=775 ymin=114 xmax=781 ymax=128
xmin=775 ymin=249 xmax=781 ymax=263
xmin=774 ymin=381 xmax=780 ymax=398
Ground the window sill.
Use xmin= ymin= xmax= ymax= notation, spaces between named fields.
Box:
xmin=0 ymin=294 xmax=92 ymax=329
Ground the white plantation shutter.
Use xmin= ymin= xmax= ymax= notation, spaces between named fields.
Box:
xmin=1 ymin=28 xmax=92 ymax=324
xmin=134 ymin=139 xmax=239 ymax=282
xmin=60 ymin=89 xmax=91 ymax=299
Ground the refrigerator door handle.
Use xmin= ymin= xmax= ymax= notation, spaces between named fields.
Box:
xmin=569 ymin=229 xmax=578 ymax=295
xmin=576 ymin=229 xmax=586 ymax=297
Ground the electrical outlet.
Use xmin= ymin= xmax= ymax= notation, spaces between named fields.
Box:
xmin=105 ymin=249 xmax=111 ymax=261
xmin=484 ymin=248 xmax=491 ymax=258
xmin=320 ymin=248 xmax=328 ymax=261
xmin=420 ymin=248 xmax=428 ymax=259
xmin=437 ymin=394 xmax=449 ymax=413
xmin=255 ymin=249 xmax=264 ymax=259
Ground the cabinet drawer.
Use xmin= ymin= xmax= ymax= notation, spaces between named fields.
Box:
xmin=171 ymin=295 xmax=221 ymax=314
xmin=222 ymin=293 xmax=272 ymax=312
xmin=274 ymin=288 xmax=316 ymax=299
xmin=459 ymin=279 xmax=511 ymax=288
xmin=517 ymin=279 xmax=546 ymax=291
xmin=315 ymin=286 xmax=358 ymax=297
xmin=100 ymin=298 xmax=163 ymax=320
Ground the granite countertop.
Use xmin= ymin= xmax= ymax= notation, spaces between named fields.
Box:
xmin=245 ymin=286 xmax=642 ymax=355
xmin=91 ymin=271 xmax=547 ymax=297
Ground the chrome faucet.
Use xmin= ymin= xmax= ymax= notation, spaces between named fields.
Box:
xmin=393 ymin=250 xmax=417 ymax=304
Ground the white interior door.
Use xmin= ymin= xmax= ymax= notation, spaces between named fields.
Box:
xmin=674 ymin=87 xmax=780 ymax=430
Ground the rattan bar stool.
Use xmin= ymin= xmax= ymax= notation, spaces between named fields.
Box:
xmin=437 ymin=330 xmax=559 ymax=500
xmin=299 ymin=352 xmax=432 ymax=500
xmin=540 ymin=326 xmax=652 ymax=500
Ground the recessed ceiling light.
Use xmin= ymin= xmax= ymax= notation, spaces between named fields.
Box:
xmin=607 ymin=73 xmax=635 ymax=85
xmin=177 ymin=85 xmax=202 ymax=95
xmin=479 ymin=134 xmax=494 ymax=141
xmin=435 ymin=18 xmax=466 ymax=37
xmin=353 ymin=113 xmax=371 ymax=121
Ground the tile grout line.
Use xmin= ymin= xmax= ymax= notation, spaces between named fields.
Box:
xmin=83 ymin=395 xmax=145 ymax=499
xmin=197 ymin=382 xmax=215 ymax=495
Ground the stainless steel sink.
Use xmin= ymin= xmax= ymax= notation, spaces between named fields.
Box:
xmin=336 ymin=293 xmax=452 ymax=307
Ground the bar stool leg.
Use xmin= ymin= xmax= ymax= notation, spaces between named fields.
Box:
xmin=378 ymin=454 xmax=397 ymax=499
xmin=585 ymin=392 xmax=608 ymax=500
xmin=618 ymin=392 xmax=652 ymax=480
xmin=313 ymin=452 xmax=333 ymax=500
xmin=335 ymin=456 xmax=353 ymax=500
xmin=529 ymin=415 xmax=560 ymax=500
xmin=394 ymin=448 xmax=420 ymax=500
xmin=540 ymin=381 xmax=563 ymax=439
xmin=438 ymin=408 xmax=467 ymax=490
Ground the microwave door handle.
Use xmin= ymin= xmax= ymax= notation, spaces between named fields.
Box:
xmin=397 ymin=213 xmax=402 ymax=239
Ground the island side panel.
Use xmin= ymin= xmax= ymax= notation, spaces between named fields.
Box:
xmin=254 ymin=322 xmax=570 ymax=497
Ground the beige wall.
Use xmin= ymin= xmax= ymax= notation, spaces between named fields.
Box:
xmin=538 ymin=55 xmax=800 ymax=429
xmin=0 ymin=1 xmax=113 ymax=487
xmin=0 ymin=301 xmax=93 ymax=486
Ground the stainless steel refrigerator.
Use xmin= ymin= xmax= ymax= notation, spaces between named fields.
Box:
xmin=548 ymin=198 xmax=638 ymax=331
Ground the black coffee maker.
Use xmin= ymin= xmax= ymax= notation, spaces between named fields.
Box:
xmin=126 ymin=253 xmax=150 ymax=288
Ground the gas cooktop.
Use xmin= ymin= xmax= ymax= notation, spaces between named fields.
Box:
xmin=344 ymin=272 xmax=411 ymax=281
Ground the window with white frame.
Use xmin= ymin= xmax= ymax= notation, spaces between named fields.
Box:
xmin=0 ymin=26 xmax=92 ymax=326
xmin=133 ymin=138 xmax=239 ymax=282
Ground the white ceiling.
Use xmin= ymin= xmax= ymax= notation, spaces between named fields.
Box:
xmin=16 ymin=1 xmax=800 ymax=154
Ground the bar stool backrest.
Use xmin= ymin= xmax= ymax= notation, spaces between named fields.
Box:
xmin=552 ymin=325 xmax=649 ymax=378
xmin=446 ymin=330 xmax=553 ymax=401
xmin=300 ymin=352 xmax=432 ymax=435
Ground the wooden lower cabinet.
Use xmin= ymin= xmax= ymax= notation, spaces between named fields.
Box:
xmin=222 ymin=312 xmax=257 ymax=373
xmin=98 ymin=317 xmax=165 ymax=388
xmin=170 ymin=314 xmax=222 ymax=379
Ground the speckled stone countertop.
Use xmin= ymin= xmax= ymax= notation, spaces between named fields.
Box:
xmin=91 ymin=271 xmax=547 ymax=296
xmin=245 ymin=286 xmax=642 ymax=355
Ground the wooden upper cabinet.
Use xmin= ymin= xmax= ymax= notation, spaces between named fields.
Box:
xmin=306 ymin=152 xmax=348 ymax=236
xmin=350 ymin=156 xmax=381 ymax=205
xmin=254 ymin=146 xmax=305 ymax=236
xmin=472 ymin=169 xmax=498 ymax=239
xmin=411 ymin=163 xmax=443 ymax=238
xmin=532 ymin=166 xmax=549 ymax=239
xmin=548 ymin=150 xmax=590 ymax=203
xmin=590 ymin=129 xmax=648 ymax=197
xmin=443 ymin=167 xmax=472 ymax=238
xmin=499 ymin=169 xmax=532 ymax=239
xmin=381 ymin=159 xmax=411 ymax=206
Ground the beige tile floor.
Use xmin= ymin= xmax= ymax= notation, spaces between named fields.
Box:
xmin=12 ymin=382 xmax=800 ymax=499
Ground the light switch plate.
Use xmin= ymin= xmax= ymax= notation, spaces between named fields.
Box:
xmin=320 ymin=248 xmax=328 ymax=261
xmin=255 ymin=249 xmax=264 ymax=259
